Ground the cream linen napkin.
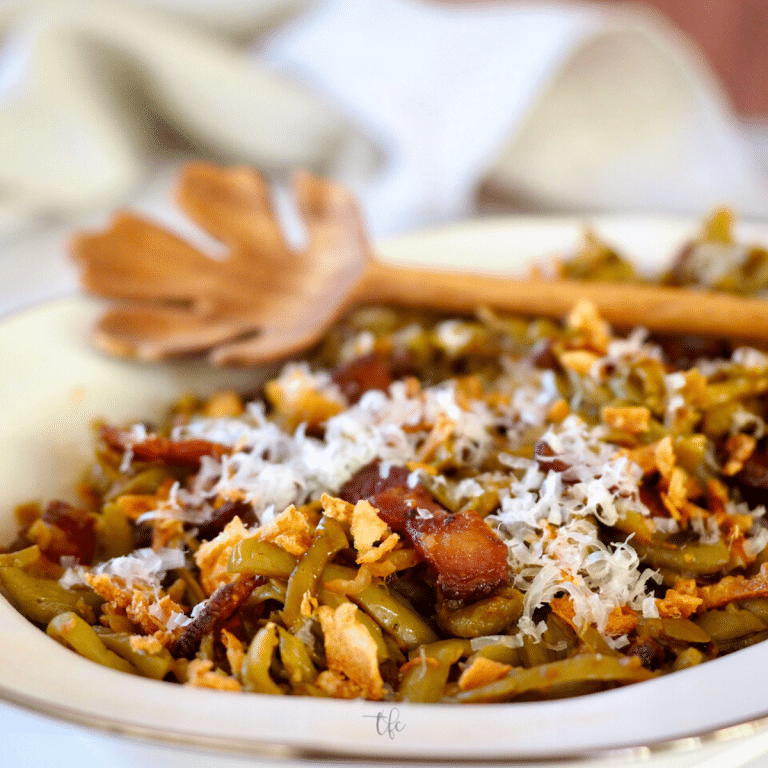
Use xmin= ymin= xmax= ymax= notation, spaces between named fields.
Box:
xmin=260 ymin=0 xmax=768 ymax=235
xmin=0 ymin=0 xmax=766 ymax=242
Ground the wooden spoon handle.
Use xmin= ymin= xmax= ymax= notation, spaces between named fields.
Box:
xmin=360 ymin=259 xmax=768 ymax=341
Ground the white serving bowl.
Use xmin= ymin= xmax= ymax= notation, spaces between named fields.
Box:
xmin=3 ymin=214 xmax=768 ymax=765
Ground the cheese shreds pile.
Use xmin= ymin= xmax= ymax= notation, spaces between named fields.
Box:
xmin=492 ymin=417 xmax=660 ymax=647
xmin=161 ymin=373 xmax=503 ymax=525
xmin=117 ymin=329 xmax=750 ymax=649
xmin=60 ymin=547 xmax=185 ymax=591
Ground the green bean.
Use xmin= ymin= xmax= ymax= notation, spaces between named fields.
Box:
xmin=172 ymin=566 xmax=207 ymax=608
xmin=634 ymin=540 xmax=732 ymax=576
xmin=0 ymin=566 xmax=102 ymax=625
xmin=96 ymin=502 xmax=134 ymax=560
xmin=701 ymin=376 xmax=768 ymax=410
xmin=243 ymin=622 xmax=283 ymax=695
xmin=610 ymin=511 xmax=655 ymax=544
xmin=577 ymin=624 xmax=622 ymax=656
xmin=228 ymin=539 xmax=298 ymax=580
xmin=436 ymin=587 xmax=524 ymax=638
xmin=672 ymin=647 xmax=706 ymax=671
xmin=105 ymin=466 xmax=176 ymax=501
xmin=322 ymin=563 xmax=438 ymax=650
xmin=93 ymin=627 xmax=174 ymax=679
xmin=659 ymin=617 xmax=711 ymax=645
xmin=519 ymin=633 xmax=553 ymax=668
xmin=703 ymin=403 xmax=741 ymax=438
xmin=716 ymin=630 xmax=768 ymax=654
xmin=252 ymin=580 xmax=287 ymax=604
xmin=398 ymin=639 xmax=472 ymax=703
xmin=739 ymin=597 xmax=768 ymax=624
xmin=469 ymin=637 xmax=522 ymax=666
xmin=282 ymin=517 xmax=348 ymax=632
xmin=198 ymin=632 xmax=215 ymax=661
xmin=695 ymin=607 xmax=767 ymax=643
xmin=673 ymin=434 xmax=710 ymax=480
xmin=47 ymin=612 xmax=136 ymax=675
xmin=450 ymin=654 xmax=654 ymax=704
xmin=542 ymin=614 xmax=577 ymax=660
xmin=0 ymin=544 xmax=44 ymax=569
xmin=277 ymin=626 xmax=317 ymax=686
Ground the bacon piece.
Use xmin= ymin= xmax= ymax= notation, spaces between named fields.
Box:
xmin=100 ymin=425 xmax=229 ymax=468
xmin=732 ymin=439 xmax=768 ymax=508
xmin=331 ymin=351 xmax=414 ymax=404
xmin=196 ymin=500 xmax=258 ymax=542
xmin=30 ymin=501 xmax=98 ymax=565
xmin=331 ymin=353 xmax=395 ymax=404
xmin=170 ymin=574 xmax=260 ymax=660
xmin=534 ymin=441 xmax=571 ymax=475
xmin=338 ymin=461 xmax=508 ymax=601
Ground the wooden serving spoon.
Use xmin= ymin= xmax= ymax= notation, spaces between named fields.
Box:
xmin=71 ymin=162 xmax=768 ymax=366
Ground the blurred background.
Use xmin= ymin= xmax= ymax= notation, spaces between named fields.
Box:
xmin=607 ymin=0 xmax=768 ymax=119
xmin=0 ymin=0 xmax=767 ymax=247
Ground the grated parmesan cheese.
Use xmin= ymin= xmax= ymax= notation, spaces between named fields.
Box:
xmin=100 ymin=314 xmax=768 ymax=650
xmin=59 ymin=546 xmax=184 ymax=592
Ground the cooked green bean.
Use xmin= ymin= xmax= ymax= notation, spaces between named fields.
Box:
xmin=634 ymin=540 xmax=732 ymax=575
xmin=94 ymin=627 xmax=174 ymax=679
xmin=0 ymin=544 xmax=45 ymax=569
xmin=436 ymin=587 xmax=524 ymax=638
xmin=277 ymin=626 xmax=317 ymax=685
xmin=577 ymin=625 xmax=622 ymax=657
xmin=542 ymin=614 xmax=578 ymax=660
xmin=228 ymin=539 xmax=298 ymax=580
xmin=739 ymin=597 xmax=768 ymax=624
xmin=0 ymin=566 xmax=102 ymax=625
xmin=659 ymin=617 xmax=711 ymax=645
xmin=322 ymin=564 xmax=438 ymax=650
xmin=469 ymin=637 xmax=522 ymax=666
xmin=96 ymin=502 xmax=134 ymax=560
xmin=104 ymin=467 xmax=176 ymax=500
xmin=47 ymin=612 xmax=136 ymax=675
xmin=672 ymin=647 xmax=706 ymax=671
xmin=519 ymin=632 xmax=554 ymax=669
xmin=282 ymin=517 xmax=348 ymax=632
xmin=251 ymin=580 xmax=288 ymax=604
xmin=451 ymin=654 xmax=655 ymax=704
xmin=695 ymin=607 xmax=767 ymax=643
xmin=243 ymin=623 xmax=283 ymax=695
xmin=172 ymin=566 xmax=207 ymax=608
xmin=398 ymin=639 xmax=472 ymax=703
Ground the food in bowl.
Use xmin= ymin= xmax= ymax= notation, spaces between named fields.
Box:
xmin=3 ymin=209 xmax=768 ymax=705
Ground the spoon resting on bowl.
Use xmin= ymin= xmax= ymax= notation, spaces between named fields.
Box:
xmin=71 ymin=162 xmax=768 ymax=366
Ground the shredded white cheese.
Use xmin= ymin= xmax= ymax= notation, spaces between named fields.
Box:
xmin=105 ymin=330 xmax=768 ymax=648
xmin=60 ymin=547 xmax=184 ymax=592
